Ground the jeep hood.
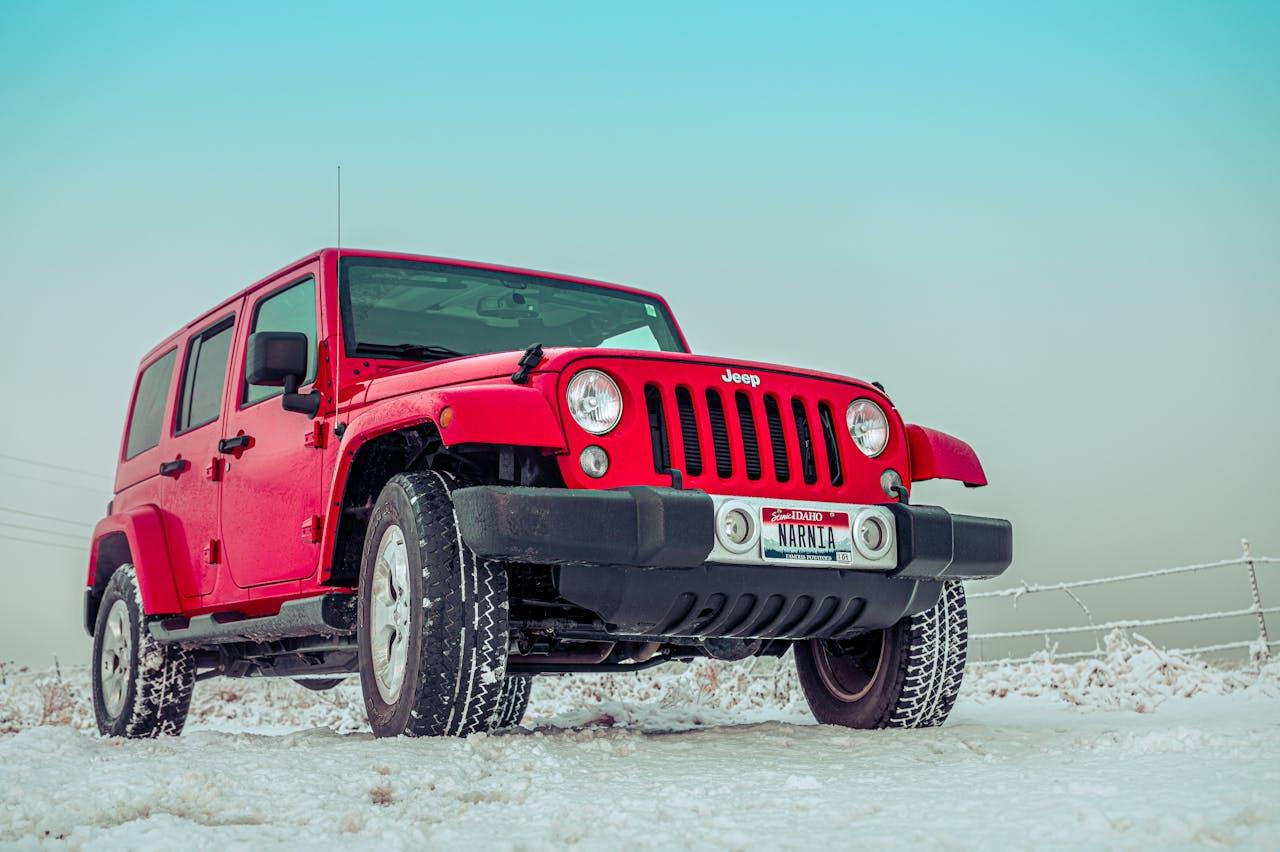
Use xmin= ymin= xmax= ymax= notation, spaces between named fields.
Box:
xmin=360 ymin=347 xmax=884 ymax=406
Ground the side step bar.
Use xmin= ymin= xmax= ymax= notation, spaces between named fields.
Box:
xmin=149 ymin=593 xmax=357 ymax=646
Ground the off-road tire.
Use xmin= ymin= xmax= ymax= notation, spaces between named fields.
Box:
xmin=492 ymin=676 xmax=533 ymax=729
xmin=795 ymin=581 xmax=968 ymax=729
xmin=91 ymin=566 xmax=195 ymax=738
xmin=358 ymin=471 xmax=509 ymax=737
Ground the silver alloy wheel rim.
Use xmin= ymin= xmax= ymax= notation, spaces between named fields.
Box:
xmin=814 ymin=633 xmax=888 ymax=703
xmin=100 ymin=599 xmax=131 ymax=718
xmin=370 ymin=524 xmax=412 ymax=705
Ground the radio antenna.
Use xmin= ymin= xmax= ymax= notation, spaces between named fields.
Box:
xmin=336 ymin=165 xmax=342 ymax=250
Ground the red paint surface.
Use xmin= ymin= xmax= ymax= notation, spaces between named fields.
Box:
xmin=905 ymin=424 xmax=989 ymax=487
xmin=89 ymin=508 xmax=182 ymax=615
xmin=91 ymin=248 xmax=989 ymax=619
xmin=550 ymin=351 xmax=911 ymax=505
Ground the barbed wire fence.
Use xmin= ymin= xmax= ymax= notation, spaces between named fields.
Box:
xmin=968 ymin=539 xmax=1276 ymax=666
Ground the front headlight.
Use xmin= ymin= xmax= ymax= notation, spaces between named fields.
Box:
xmin=566 ymin=370 xmax=623 ymax=435
xmin=846 ymin=399 xmax=889 ymax=457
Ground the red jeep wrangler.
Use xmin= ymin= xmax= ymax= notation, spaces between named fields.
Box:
xmin=86 ymin=249 xmax=1011 ymax=738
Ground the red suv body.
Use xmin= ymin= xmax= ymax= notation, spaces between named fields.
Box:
xmin=84 ymin=248 xmax=1011 ymax=738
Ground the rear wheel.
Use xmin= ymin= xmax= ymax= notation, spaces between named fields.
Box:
xmin=357 ymin=471 xmax=510 ymax=737
xmin=91 ymin=566 xmax=195 ymax=738
xmin=795 ymin=582 xmax=968 ymax=729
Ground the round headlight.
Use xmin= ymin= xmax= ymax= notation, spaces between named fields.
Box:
xmin=566 ymin=370 xmax=623 ymax=435
xmin=846 ymin=399 xmax=889 ymax=458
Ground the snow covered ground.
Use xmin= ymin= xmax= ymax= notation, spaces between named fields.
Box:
xmin=1 ymin=635 xmax=1277 ymax=850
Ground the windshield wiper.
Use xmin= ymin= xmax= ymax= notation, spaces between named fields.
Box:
xmin=354 ymin=342 xmax=467 ymax=361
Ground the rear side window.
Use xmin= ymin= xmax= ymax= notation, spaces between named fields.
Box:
xmin=124 ymin=350 xmax=177 ymax=459
xmin=176 ymin=317 xmax=235 ymax=434
xmin=244 ymin=277 xmax=316 ymax=406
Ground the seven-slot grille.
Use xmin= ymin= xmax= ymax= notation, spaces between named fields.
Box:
xmin=644 ymin=383 xmax=849 ymax=489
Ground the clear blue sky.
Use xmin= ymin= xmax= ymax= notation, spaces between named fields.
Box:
xmin=1 ymin=2 xmax=1278 ymax=665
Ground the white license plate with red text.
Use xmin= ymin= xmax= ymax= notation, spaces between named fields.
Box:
xmin=759 ymin=506 xmax=854 ymax=565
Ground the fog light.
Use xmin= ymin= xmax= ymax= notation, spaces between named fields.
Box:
xmin=853 ymin=509 xmax=893 ymax=559
xmin=881 ymin=468 xmax=903 ymax=499
xmin=714 ymin=501 xmax=757 ymax=553
xmin=722 ymin=509 xmax=751 ymax=545
xmin=579 ymin=445 xmax=609 ymax=478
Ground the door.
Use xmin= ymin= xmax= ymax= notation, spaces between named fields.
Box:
xmin=157 ymin=311 xmax=239 ymax=599
xmin=218 ymin=271 xmax=326 ymax=587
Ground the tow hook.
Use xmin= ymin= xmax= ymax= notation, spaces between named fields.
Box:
xmin=511 ymin=342 xmax=544 ymax=384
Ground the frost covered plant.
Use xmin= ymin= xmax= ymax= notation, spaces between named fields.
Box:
xmin=963 ymin=630 xmax=1280 ymax=712
xmin=36 ymin=678 xmax=76 ymax=727
xmin=1 ymin=638 xmax=1277 ymax=737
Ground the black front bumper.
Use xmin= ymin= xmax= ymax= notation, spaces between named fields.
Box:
xmin=452 ymin=486 xmax=1012 ymax=639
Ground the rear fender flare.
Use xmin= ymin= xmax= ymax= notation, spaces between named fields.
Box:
xmin=86 ymin=506 xmax=181 ymax=631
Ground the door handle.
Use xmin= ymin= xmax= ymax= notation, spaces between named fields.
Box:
xmin=218 ymin=435 xmax=252 ymax=454
xmin=159 ymin=459 xmax=188 ymax=478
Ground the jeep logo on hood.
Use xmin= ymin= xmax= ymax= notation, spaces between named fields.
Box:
xmin=721 ymin=368 xmax=761 ymax=388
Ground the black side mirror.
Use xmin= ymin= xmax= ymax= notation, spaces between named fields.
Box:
xmin=246 ymin=332 xmax=320 ymax=417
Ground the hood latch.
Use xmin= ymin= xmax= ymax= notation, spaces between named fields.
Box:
xmin=511 ymin=343 xmax=544 ymax=385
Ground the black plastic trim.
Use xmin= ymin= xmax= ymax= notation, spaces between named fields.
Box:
xmin=452 ymin=485 xmax=715 ymax=568
xmin=149 ymin=594 xmax=357 ymax=646
xmin=556 ymin=562 xmax=943 ymax=639
xmin=83 ymin=587 xmax=101 ymax=636
xmin=888 ymin=504 xmax=1014 ymax=580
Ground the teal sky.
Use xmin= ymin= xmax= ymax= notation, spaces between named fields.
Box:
xmin=1 ymin=2 xmax=1277 ymax=665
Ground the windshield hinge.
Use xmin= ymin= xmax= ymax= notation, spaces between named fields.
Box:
xmin=511 ymin=343 xmax=544 ymax=385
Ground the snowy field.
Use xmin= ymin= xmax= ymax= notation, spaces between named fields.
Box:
xmin=1 ymin=635 xmax=1277 ymax=850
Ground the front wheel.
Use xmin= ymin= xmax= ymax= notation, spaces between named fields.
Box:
xmin=492 ymin=676 xmax=532 ymax=729
xmin=91 ymin=566 xmax=195 ymax=737
xmin=794 ymin=582 xmax=968 ymax=729
xmin=357 ymin=471 xmax=510 ymax=737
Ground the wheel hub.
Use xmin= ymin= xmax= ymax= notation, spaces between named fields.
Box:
xmin=370 ymin=524 xmax=412 ymax=704
xmin=813 ymin=631 xmax=888 ymax=703
xmin=99 ymin=599 xmax=131 ymax=718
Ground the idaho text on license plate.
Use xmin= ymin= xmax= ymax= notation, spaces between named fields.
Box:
xmin=760 ymin=507 xmax=854 ymax=565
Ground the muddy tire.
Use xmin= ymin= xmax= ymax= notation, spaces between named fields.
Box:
xmin=357 ymin=471 xmax=509 ymax=737
xmin=91 ymin=566 xmax=195 ymax=738
xmin=795 ymin=581 xmax=968 ymax=729
xmin=492 ymin=676 xmax=533 ymax=729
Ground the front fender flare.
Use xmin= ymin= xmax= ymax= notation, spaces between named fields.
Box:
xmin=905 ymin=424 xmax=988 ymax=488
xmin=319 ymin=384 xmax=567 ymax=582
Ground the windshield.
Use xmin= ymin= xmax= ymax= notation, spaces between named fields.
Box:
xmin=339 ymin=257 xmax=686 ymax=361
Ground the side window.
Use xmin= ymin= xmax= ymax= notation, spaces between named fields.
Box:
xmin=176 ymin=317 xmax=235 ymax=434
xmin=244 ymin=277 xmax=317 ymax=406
xmin=124 ymin=350 xmax=177 ymax=459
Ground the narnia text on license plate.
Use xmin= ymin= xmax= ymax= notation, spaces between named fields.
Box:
xmin=760 ymin=507 xmax=854 ymax=565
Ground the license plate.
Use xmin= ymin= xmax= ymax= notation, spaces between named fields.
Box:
xmin=759 ymin=507 xmax=854 ymax=565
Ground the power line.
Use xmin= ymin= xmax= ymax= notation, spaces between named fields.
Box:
xmin=0 ymin=452 xmax=110 ymax=481
xmin=0 ymin=471 xmax=106 ymax=495
xmin=0 ymin=506 xmax=92 ymax=528
xmin=0 ymin=533 xmax=87 ymax=553
xmin=0 ymin=520 xmax=87 ymax=542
